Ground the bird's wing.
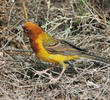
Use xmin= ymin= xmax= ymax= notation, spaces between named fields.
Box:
xmin=43 ymin=33 xmax=86 ymax=55
xmin=43 ymin=33 xmax=110 ymax=63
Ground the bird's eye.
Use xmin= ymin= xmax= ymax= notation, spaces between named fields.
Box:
xmin=25 ymin=28 xmax=30 ymax=32
xmin=22 ymin=26 xmax=30 ymax=33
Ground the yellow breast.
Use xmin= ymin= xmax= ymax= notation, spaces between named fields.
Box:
xmin=34 ymin=34 xmax=79 ymax=63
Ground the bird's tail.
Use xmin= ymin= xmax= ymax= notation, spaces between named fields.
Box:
xmin=80 ymin=53 xmax=110 ymax=64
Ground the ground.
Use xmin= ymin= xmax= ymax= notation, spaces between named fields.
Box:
xmin=0 ymin=0 xmax=110 ymax=100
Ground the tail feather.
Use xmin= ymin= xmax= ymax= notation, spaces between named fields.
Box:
xmin=81 ymin=53 xmax=110 ymax=64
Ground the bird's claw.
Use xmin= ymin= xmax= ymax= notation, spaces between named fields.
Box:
xmin=48 ymin=78 xmax=60 ymax=84
xmin=34 ymin=70 xmax=60 ymax=84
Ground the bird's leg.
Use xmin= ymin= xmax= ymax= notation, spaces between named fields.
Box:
xmin=34 ymin=64 xmax=58 ymax=76
xmin=35 ymin=62 xmax=66 ymax=84
xmin=48 ymin=62 xmax=66 ymax=84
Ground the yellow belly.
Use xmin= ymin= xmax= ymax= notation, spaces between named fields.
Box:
xmin=37 ymin=48 xmax=79 ymax=63
xmin=35 ymin=37 xmax=80 ymax=63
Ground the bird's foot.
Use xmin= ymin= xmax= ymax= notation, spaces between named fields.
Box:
xmin=48 ymin=67 xmax=66 ymax=84
xmin=35 ymin=69 xmax=50 ymax=75
xmin=34 ymin=65 xmax=66 ymax=84
xmin=34 ymin=65 xmax=58 ymax=78
xmin=48 ymin=77 xmax=60 ymax=84
xmin=35 ymin=70 xmax=60 ymax=84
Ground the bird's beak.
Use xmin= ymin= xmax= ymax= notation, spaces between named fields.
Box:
xmin=22 ymin=26 xmax=25 ymax=33
xmin=22 ymin=26 xmax=30 ymax=37
xmin=22 ymin=26 xmax=24 ymax=29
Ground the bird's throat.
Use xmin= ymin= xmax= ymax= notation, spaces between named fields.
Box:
xmin=30 ymin=39 xmax=40 ymax=54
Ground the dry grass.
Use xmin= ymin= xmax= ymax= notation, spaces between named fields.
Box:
xmin=0 ymin=0 xmax=110 ymax=100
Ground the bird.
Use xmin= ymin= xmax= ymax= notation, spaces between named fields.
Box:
xmin=22 ymin=22 xmax=109 ymax=83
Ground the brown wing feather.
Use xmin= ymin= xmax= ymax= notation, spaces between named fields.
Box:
xmin=43 ymin=39 xmax=87 ymax=55
xmin=43 ymin=37 xmax=110 ymax=63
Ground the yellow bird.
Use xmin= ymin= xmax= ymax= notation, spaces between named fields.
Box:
xmin=22 ymin=22 xmax=109 ymax=83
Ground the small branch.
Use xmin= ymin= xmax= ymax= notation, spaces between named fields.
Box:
xmin=0 ymin=48 xmax=33 ymax=52
xmin=22 ymin=0 xmax=28 ymax=22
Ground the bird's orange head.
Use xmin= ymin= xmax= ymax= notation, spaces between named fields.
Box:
xmin=22 ymin=22 xmax=43 ymax=39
